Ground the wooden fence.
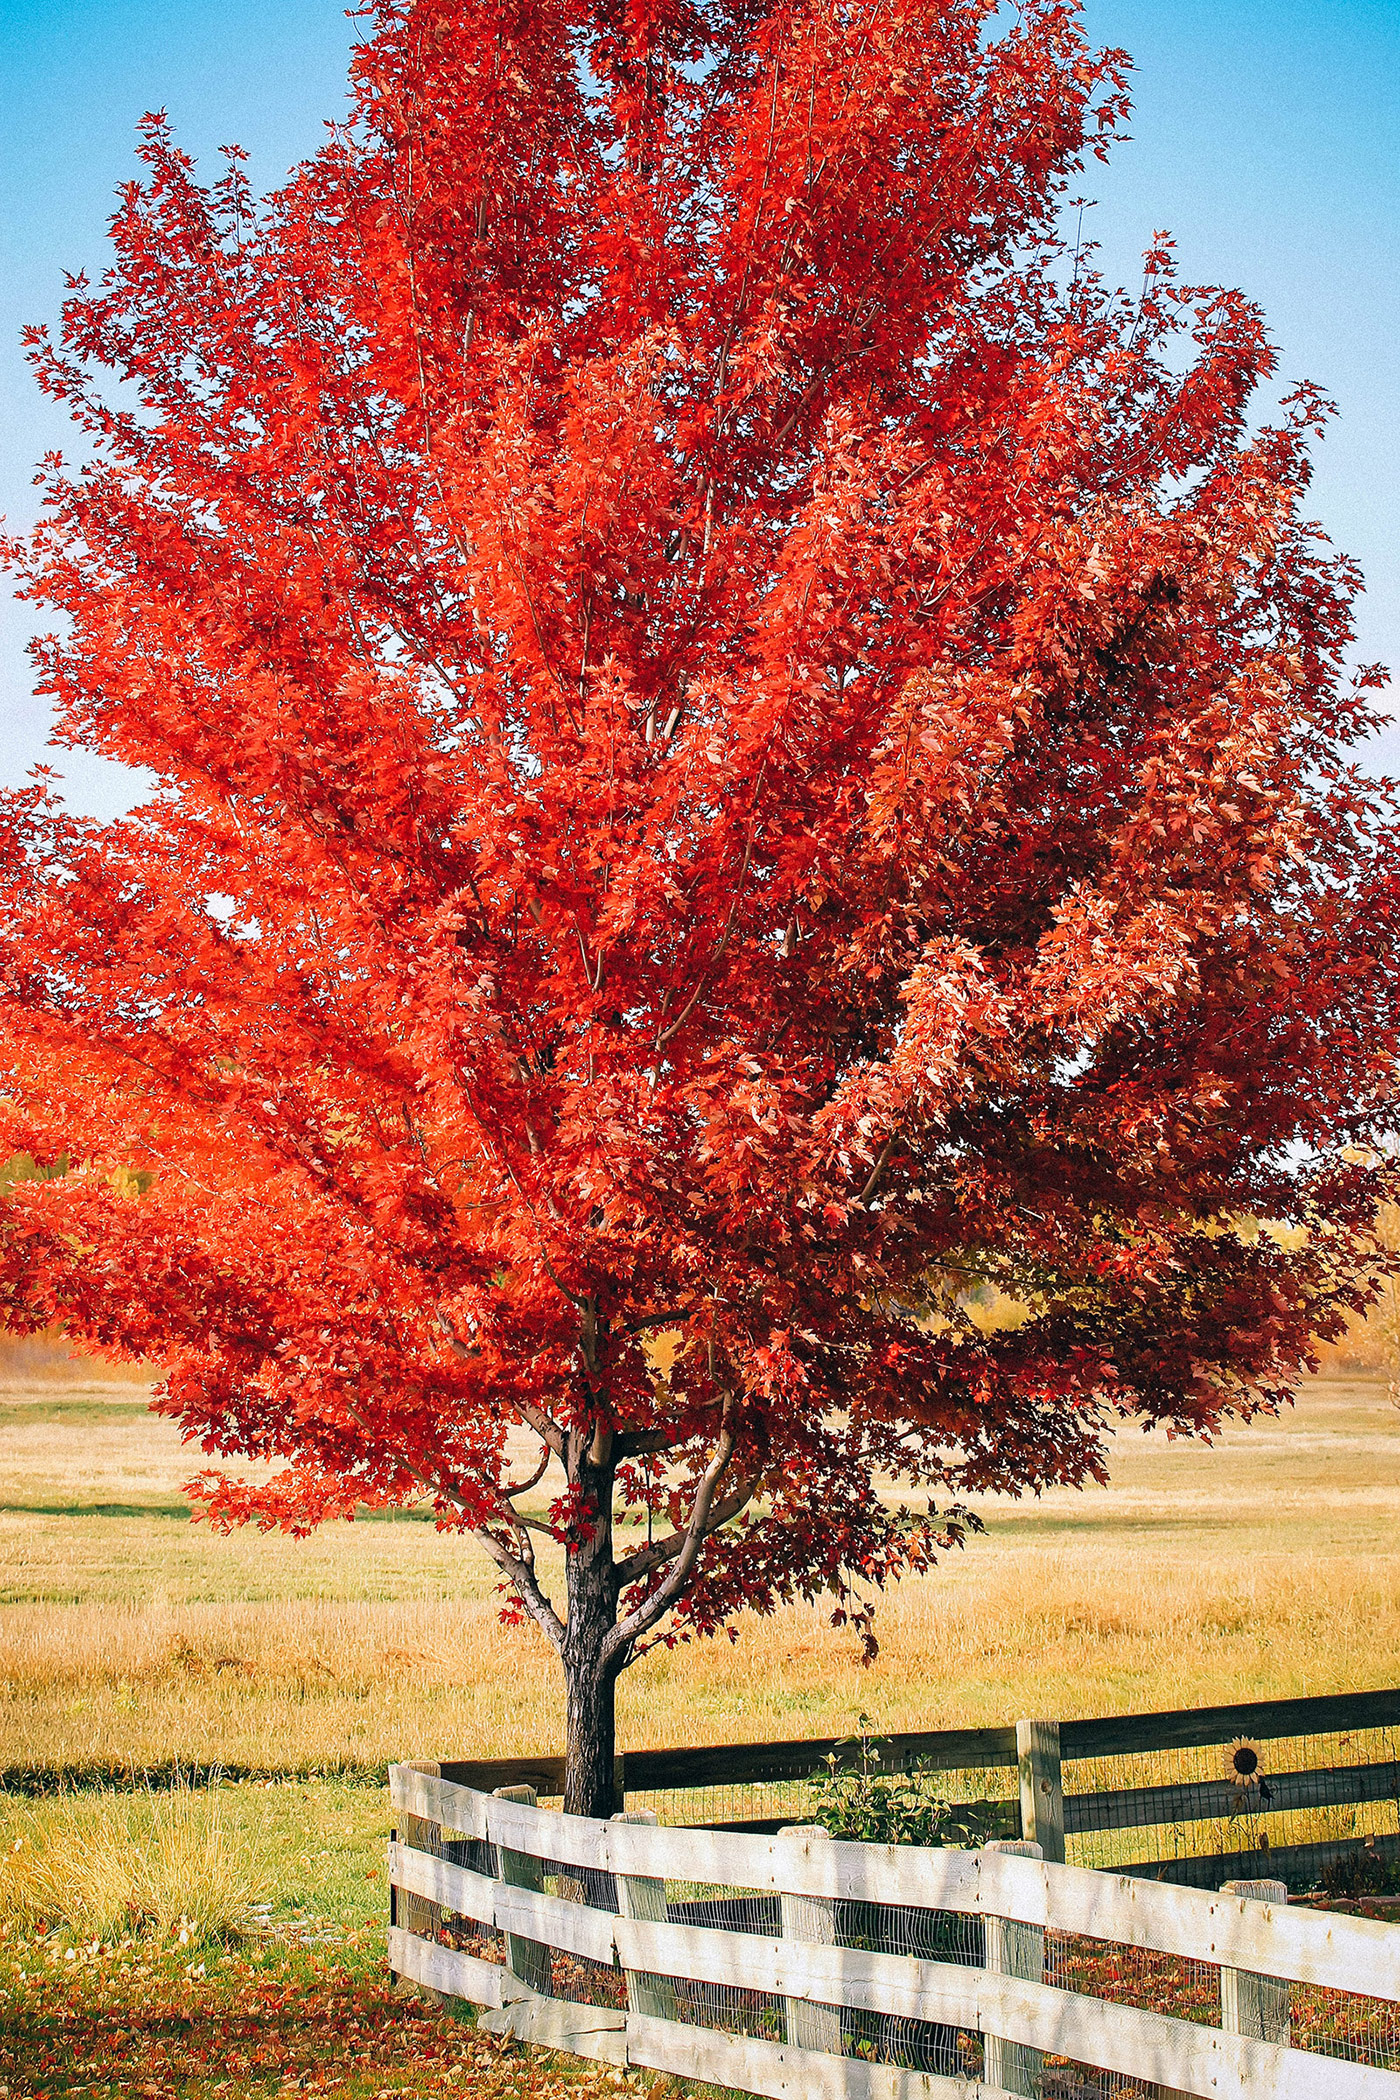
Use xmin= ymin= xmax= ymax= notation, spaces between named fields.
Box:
xmin=388 ymin=1763 xmax=1400 ymax=2098
xmin=432 ymin=1685 xmax=1400 ymax=1889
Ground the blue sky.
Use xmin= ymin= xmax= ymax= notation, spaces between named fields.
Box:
xmin=2 ymin=0 xmax=1397 ymax=816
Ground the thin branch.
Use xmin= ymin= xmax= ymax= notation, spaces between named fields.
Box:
xmin=474 ymin=1527 xmax=566 ymax=1649
xmin=601 ymin=1417 xmax=748 ymax=1663
xmin=855 ymin=1133 xmax=901 ymax=1209
xmin=501 ymin=1443 xmax=551 ymax=1499
xmin=614 ymin=1474 xmax=755 ymax=1584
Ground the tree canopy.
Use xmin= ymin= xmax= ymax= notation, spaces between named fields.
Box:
xmin=3 ymin=0 xmax=1397 ymax=1811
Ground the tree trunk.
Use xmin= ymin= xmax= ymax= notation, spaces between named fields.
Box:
xmin=563 ymin=1646 xmax=620 ymax=1818
xmin=560 ymin=1440 xmax=624 ymax=1819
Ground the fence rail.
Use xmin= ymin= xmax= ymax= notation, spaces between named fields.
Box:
xmin=434 ymin=1685 xmax=1400 ymax=1888
xmin=388 ymin=1764 xmax=1400 ymax=2100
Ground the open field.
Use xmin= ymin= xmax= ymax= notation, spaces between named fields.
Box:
xmin=4 ymin=1361 xmax=1400 ymax=2100
xmin=4 ymin=1366 xmax=1400 ymax=1777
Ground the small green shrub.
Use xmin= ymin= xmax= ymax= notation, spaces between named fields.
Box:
xmin=807 ymin=1717 xmax=991 ymax=1848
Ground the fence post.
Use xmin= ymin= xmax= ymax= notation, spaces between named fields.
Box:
xmin=1219 ymin=1878 xmax=1289 ymax=2044
xmin=776 ymin=1825 xmax=842 ymax=2056
xmin=398 ymin=1759 xmax=443 ymax=1951
xmin=1016 ymin=1719 xmax=1065 ymax=1864
xmin=493 ymin=1783 xmax=553 ymax=1997
xmin=612 ymin=1809 xmax=677 ymax=2022
xmin=982 ymin=1839 xmax=1043 ymax=2098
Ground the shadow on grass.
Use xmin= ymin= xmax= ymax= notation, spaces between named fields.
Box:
xmin=0 ymin=1500 xmax=193 ymax=1519
xmin=0 ymin=1399 xmax=154 ymax=1421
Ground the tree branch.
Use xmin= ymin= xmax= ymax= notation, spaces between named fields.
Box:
xmin=601 ymin=1417 xmax=751 ymax=1663
xmin=613 ymin=1474 xmax=755 ymax=1583
xmin=501 ymin=1443 xmax=551 ymax=1498
xmin=855 ymin=1132 xmax=900 ymax=1208
xmin=474 ymin=1526 xmax=566 ymax=1649
xmin=614 ymin=1426 xmax=675 ymax=1459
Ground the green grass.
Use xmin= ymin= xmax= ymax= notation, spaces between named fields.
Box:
xmin=0 ymin=1782 xmax=662 ymax=2100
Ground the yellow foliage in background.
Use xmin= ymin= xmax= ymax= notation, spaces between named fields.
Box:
xmin=1315 ymin=1205 xmax=1400 ymax=1390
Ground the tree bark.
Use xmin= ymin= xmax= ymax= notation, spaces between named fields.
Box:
xmin=563 ymin=1644 xmax=621 ymax=1819
xmin=560 ymin=1438 xmax=625 ymax=1819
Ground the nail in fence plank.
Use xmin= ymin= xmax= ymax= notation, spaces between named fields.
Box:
xmin=982 ymin=1840 xmax=1043 ymax=2098
xmin=612 ymin=1810 xmax=678 ymax=2022
xmin=1220 ymin=1879 xmax=1290 ymax=2046
xmin=777 ymin=1825 xmax=843 ymax=2056
xmin=1016 ymin=1720 xmax=1065 ymax=1865
xmin=493 ymin=1784 xmax=553 ymax=1997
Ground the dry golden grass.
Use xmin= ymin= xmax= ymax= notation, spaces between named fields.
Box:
xmin=0 ymin=1783 xmax=270 ymax=1940
xmin=4 ymin=1352 xmax=1400 ymax=1773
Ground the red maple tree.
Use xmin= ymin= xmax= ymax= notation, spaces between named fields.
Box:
xmin=3 ymin=0 xmax=1398 ymax=1814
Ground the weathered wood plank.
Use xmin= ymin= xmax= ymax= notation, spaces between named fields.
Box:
xmin=390 ymin=1840 xmax=616 ymax=1965
xmin=604 ymin=1816 xmax=987 ymax=1911
xmin=1061 ymin=1688 xmax=1400 ymax=1761
xmin=612 ymin=1810 xmax=677 ymax=2024
xmin=385 ymin=1926 xmax=520 ymax=2009
xmin=617 ymin=1902 xmax=1385 ymax=2099
xmin=406 ymin=1684 xmax=1400 ymax=1832
xmin=478 ymin=1988 xmax=629 ymax=2065
xmin=622 ymin=1724 xmax=1019 ymax=1793
xmin=1220 ymin=1880 xmax=1291 ymax=2047
xmin=624 ymin=2011 xmax=1003 ymax=2099
xmin=1067 ymin=1759 xmax=1400 ymax=1837
xmin=483 ymin=1790 xmax=614 ymax=1874
xmin=393 ymin=1779 xmax=1400 ymax=2003
xmin=391 ymin=1761 xmax=444 ymax=1947
xmin=703 ymin=1799 xmax=1020 ymax=1840
xmin=388 ymin=1764 xmax=490 ymax=1838
xmin=609 ymin=1918 xmax=972 ymax=2023
xmin=439 ymin=1754 xmax=568 ymax=1797
xmin=1118 ymin=1830 xmax=1400 ymax=1892
xmin=494 ymin=1785 xmax=553 ymax=1997
xmin=401 ymin=1890 xmax=1400 ymax=2100
xmin=388 ymin=1841 xmax=496 ymax=1928
xmin=976 ymin=1850 xmax=1400 ymax=2002
xmin=777 ymin=1826 xmax=841 ymax=2055
xmin=983 ymin=1840 xmax=1043 ymax=2098
xmin=1016 ymin=1723 xmax=1064 ymax=1865
xmin=979 ymin=1971 xmax=1400 ymax=2100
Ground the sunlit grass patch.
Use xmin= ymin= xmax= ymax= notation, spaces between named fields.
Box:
xmin=0 ymin=1782 xmax=270 ymax=1944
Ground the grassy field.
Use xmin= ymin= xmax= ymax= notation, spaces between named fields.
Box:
xmin=4 ymin=1369 xmax=1400 ymax=1778
xmin=4 ymin=1359 xmax=1400 ymax=2097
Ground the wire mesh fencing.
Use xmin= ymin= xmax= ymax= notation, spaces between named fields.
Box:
xmin=624 ymin=1759 xmax=1020 ymax=1840
xmin=391 ymin=1783 xmax=1400 ymax=2092
xmin=1062 ymin=1720 xmax=1400 ymax=1888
